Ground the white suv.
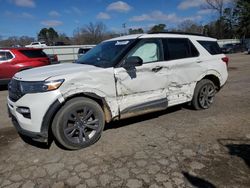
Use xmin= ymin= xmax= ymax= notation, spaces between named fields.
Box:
xmin=8 ymin=33 xmax=228 ymax=150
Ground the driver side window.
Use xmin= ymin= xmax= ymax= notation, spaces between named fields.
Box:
xmin=127 ymin=39 xmax=162 ymax=64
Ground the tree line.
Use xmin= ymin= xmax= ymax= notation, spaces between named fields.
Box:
xmin=0 ymin=0 xmax=249 ymax=47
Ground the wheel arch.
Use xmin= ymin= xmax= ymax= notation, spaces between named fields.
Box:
xmin=201 ymin=74 xmax=221 ymax=90
xmin=196 ymin=70 xmax=222 ymax=91
xmin=63 ymin=92 xmax=113 ymax=123
xmin=41 ymin=92 xmax=113 ymax=142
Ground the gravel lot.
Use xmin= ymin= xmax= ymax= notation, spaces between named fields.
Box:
xmin=0 ymin=53 xmax=250 ymax=188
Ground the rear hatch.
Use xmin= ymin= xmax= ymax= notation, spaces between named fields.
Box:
xmin=198 ymin=40 xmax=229 ymax=66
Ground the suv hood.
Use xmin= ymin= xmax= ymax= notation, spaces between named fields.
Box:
xmin=14 ymin=63 xmax=99 ymax=81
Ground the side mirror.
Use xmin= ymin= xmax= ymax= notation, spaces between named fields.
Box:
xmin=123 ymin=56 xmax=143 ymax=69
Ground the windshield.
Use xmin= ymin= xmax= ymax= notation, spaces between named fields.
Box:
xmin=76 ymin=39 xmax=135 ymax=68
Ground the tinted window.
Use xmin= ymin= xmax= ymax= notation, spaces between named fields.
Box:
xmin=126 ymin=39 xmax=162 ymax=64
xmin=78 ymin=48 xmax=90 ymax=54
xmin=0 ymin=51 xmax=13 ymax=61
xmin=163 ymin=38 xmax=199 ymax=61
xmin=19 ymin=50 xmax=47 ymax=58
xmin=0 ymin=52 xmax=6 ymax=61
xmin=198 ymin=41 xmax=222 ymax=55
xmin=6 ymin=52 xmax=13 ymax=59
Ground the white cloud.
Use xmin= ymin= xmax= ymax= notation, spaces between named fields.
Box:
xmin=49 ymin=11 xmax=61 ymax=17
xmin=96 ymin=12 xmax=111 ymax=20
xmin=129 ymin=11 xmax=177 ymax=22
xmin=9 ymin=0 xmax=35 ymax=8
xmin=197 ymin=9 xmax=215 ymax=15
xmin=178 ymin=0 xmax=231 ymax=10
xmin=178 ymin=0 xmax=204 ymax=10
xmin=41 ymin=20 xmax=63 ymax=27
xmin=71 ymin=6 xmax=83 ymax=15
xmin=21 ymin=12 xmax=34 ymax=19
xmin=129 ymin=10 xmax=202 ymax=23
xmin=4 ymin=11 xmax=34 ymax=19
xmin=107 ymin=1 xmax=132 ymax=12
xmin=64 ymin=7 xmax=83 ymax=15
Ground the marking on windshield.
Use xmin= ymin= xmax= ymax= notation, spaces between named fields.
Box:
xmin=115 ymin=41 xmax=130 ymax=45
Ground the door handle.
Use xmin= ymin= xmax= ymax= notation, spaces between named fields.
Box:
xmin=152 ymin=66 xmax=163 ymax=72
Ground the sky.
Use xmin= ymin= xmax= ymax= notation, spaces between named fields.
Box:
xmin=0 ymin=0 xmax=219 ymax=39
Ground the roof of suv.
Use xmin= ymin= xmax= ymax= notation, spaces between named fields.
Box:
xmin=0 ymin=48 xmax=43 ymax=51
xmin=106 ymin=33 xmax=216 ymax=42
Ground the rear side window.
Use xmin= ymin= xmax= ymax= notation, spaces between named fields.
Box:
xmin=163 ymin=38 xmax=199 ymax=61
xmin=19 ymin=50 xmax=47 ymax=58
xmin=198 ymin=41 xmax=222 ymax=55
xmin=0 ymin=51 xmax=13 ymax=61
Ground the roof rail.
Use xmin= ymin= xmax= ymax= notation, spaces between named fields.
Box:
xmin=147 ymin=31 xmax=206 ymax=37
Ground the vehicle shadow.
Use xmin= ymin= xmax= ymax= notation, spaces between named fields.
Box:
xmin=105 ymin=104 xmax=183 ymax=130
xmin=14 ymin=104 xmax=184 ymax=150
xmin=218 ymin=139 xmax=250 ymax=168
xmin=19 ymin=133 xmax=53 ymax=150
xmin=183 ymin=171 xmax=216 ymax=188
xmin=0 ymin=85 xmax=8 ymax=91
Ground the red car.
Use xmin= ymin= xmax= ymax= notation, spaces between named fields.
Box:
xmin=0 ymin=48 xmax=50 ymax=85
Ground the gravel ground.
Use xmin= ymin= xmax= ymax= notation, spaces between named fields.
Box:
xmin=0 ymin=53 xmax=250 ymax=188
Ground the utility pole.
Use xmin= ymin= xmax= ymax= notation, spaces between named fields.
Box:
xmin=122 ymin=23 xmax=126 ymax=35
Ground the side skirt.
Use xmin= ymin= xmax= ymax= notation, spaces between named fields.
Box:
xmin=120 ymin=98 xmax=168 ymax=120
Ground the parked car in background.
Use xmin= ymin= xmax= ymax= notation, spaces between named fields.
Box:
xmin=53 ymin=42 xmax=66 ymax=46
xmin=8 ymin=32 xmax=228 ymax=150
xmin=221 ymin=43 xmax=246 ymax=54
xmin=77 ymin=47 xmax=92 ymax=59
xmin=25 ymin=41 xmax=47 ymax=48
xmin=0 ymin=48 xmax=51 ymax=85
xmin=47 ymin=54 xmax=60 ymax=64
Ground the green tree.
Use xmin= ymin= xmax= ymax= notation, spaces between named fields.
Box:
xmin=203 ymin=0 xmax=228 ymax=38
xmin=234 ymin=0 xmax=250 ymax=38
xmin=178 ymin=20 xmax=203 ymax=34
xmin=73 ymin=22 xmax=108 ymax=44
xmin=19 ymin=36 xmax=35 ymax=46
xmin=149 ymin=24 xmax=166 ymax=33
xmin=203 ymin=20 xmax=226 ymax=38
xmin=222 ymin=7 xmax=237 ymax=38
xmin=57 ymin=33 xmax=71 ymax=45
xmin=38 ymin=27 xmax=59 ymax=45
xmin=128 ymin=28 xmax=144 ymax=34
xmin=0 ymin=36 xmax=35 ymax=47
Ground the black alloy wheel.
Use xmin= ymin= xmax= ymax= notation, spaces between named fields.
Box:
xmin=52 ymin=97 xmax=105 ymax=150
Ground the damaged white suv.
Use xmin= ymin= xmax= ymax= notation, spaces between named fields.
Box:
xmin=8 ymin=33 xmax=228 ymax=149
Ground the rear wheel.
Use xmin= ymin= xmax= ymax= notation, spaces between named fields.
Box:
xmin=52 ymin=97 xmax=105 ymax=150
xmin=191 ymin=79 xmax=216 ymax=110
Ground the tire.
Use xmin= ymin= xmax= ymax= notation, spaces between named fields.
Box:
xmin=191 ymin=79 xmax=216 ymax=110
xmin=52 ymin=97 xmax=105 ymax=150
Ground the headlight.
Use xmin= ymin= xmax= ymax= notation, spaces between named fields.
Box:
xmin=20 ymin=79 xmax=64 ymax=94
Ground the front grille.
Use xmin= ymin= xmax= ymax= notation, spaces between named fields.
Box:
xmin=8 ymin=79 xmax=24 ymax=102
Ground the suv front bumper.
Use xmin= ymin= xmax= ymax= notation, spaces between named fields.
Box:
xmin=7 ymin=90 xmax=64 ymax=142
xmin=9 ymin=110 xmax=48 ymax=142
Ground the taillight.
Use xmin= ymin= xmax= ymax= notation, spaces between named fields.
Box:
xmin=53 ymin=55 xmax=58 ymax=62
xmin=222 ymin=56 xmax=229 ymax=66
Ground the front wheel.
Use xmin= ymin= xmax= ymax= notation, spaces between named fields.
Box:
xmin=52 ymin=97 xmax=105 ymax=150
xmin=191 ymin=79 xmax=217 ymax=110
